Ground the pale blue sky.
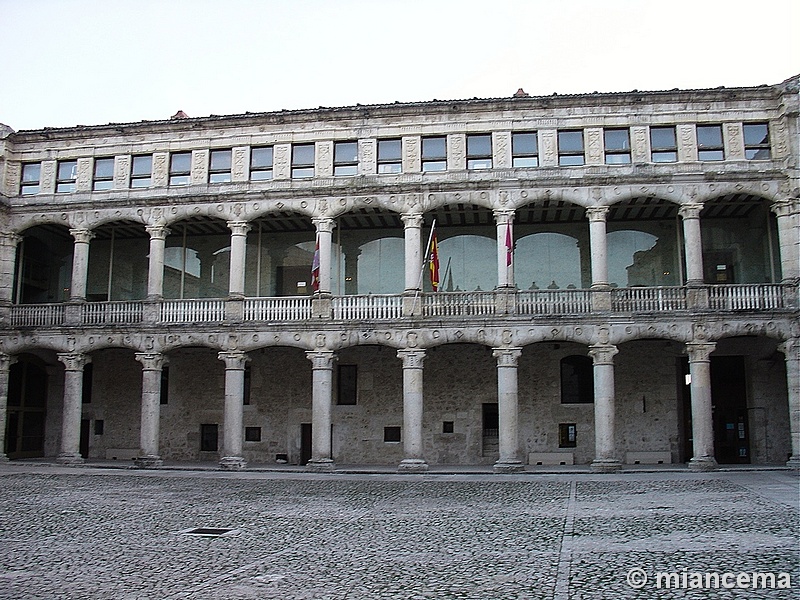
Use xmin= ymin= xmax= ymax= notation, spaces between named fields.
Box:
xmin=1 ymin=0 xmax=798 ymax=131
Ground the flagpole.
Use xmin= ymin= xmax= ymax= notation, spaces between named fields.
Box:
xmin=412 ymin=218 xmax=436 ymax=314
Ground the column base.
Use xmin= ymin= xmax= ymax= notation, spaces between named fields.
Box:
xmin=786 ymin=456 xmax=800 ymax=470
xmin=493 ymin=459 xmax=524 ymax=474
xmin=219 ymin=456 xmax=247 ymax=470
xmin=0 ymin=454 xmax=8 ymax=462
xmin=590 ymin=458 xmax=622 ymax=473
xmin=688 ymin=456 xmax=718 ymax=472
xmin=56 ymin=452 xmax=84 ymax=465
xmin=305 ymin=458 xmax=335 ymax=472
xmin=397 ymin=458 xmax=429 ymax=473
xmin=133 ymin=455 xmax=163 ymax=469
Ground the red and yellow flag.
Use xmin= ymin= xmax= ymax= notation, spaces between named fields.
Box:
xmin=428 ymin=228 xmax=440 ymax=292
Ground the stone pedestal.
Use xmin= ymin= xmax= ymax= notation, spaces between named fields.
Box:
xmin=397 ymin=458 xmax=429 ymax=473
xmin=133 ymin=455 xmax=163 ymax=469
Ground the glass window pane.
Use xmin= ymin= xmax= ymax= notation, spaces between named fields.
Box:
xmin=745 ymin=148 xmax=770 ymax=160
xmin=422 ymin=137 xmax=446 ymax=159
xmin=652 ymin=151 xmax=677 ymax=163
xmin=21 ymin=184 xmax=40 ymax=194
xmin=58 ymin=161 xmax=77 ymax=180
xmin=743 ymin=123 xmax=769 ymax=146
xmin=293 ymin=144 xmax=315 ymax=166
xmin=512 ymin=133 xmax=538 ymax=156
xmin=650 ymin=127 xmax=676 ymax=150
xmin=422 ymin=160 xmax=446 ymax=172
xmin=698 ymin=149 xmax=724 ymax=161
xmin=250 ymin=170 xmax=273 ymax=180
xmin=131 ymin=177 xmax=151 ymax=188
xmin=467 ymin=134 xmax=491 ymax=157
xmin=209 ymin=173 xmax=231 ymax=183
xmin=170 ymin=174 xmax=190 ymax=185
xmin=132 ymin=155 xmax=152 ymax=176
xmin=251 ymin=147 xmax=273 ymax=169
xmin=378 ymin=163 xmax=402 ymax=174
xmin=334 ymin=142 xmax=358 ymax=163
xmin=93 ymin=180 xmax=113 ymax=191
xmin=22 ymin=163 xmax=41 ymax=183
xmin=210 ymin=150 xmax=231 ymax=171
xmin=467 ymin=158 xmax=492 ymax=170
xmin=171 ymin=153 xmax=191 ymax=173
xmin=378 ymin=139 xmax=401 ymax=161
xmin=605 ymin=153 xmax=631 ymax=164
xmin=697 ymin=125 xmax=722 ymax=148
xmin=334 ymin=165 xmax=357 ymax=176
xmin=94 ymin=158 xmax=114 ymax=179
xmin=292 ymin=166 xmax=314 ymax=178
xmin=604 ymin=129 xmax=630 ymax=151
xmin=512 ymin=156 xmax=538 ymax=168
xmin=558 ymin=131 xmax=583 ymax=153
xmin=559 ymin=155 xmax=585 ymax=166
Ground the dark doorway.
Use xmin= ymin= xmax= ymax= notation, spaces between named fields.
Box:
xmin=80 ymin=419 xmax=90 ymax=458
xmin=200 ymin=424 xmax=219 ymax=452
xmin=6 ymin=359 xmax=48 ymax=459
xmin=482 ymin=403 xmax=499 ymax=457
xmin=300 ymin=423 xmax=312 ymax=465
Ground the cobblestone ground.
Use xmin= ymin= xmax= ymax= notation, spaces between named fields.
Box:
xmin=0 ymin=466 xmax=796 ymax=599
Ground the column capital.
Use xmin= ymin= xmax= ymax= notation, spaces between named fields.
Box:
xmin=306 ymin=349 xmax=336 ymax=370
xmin=492 ymin=209 xmax=515 ymax=224
xmin=69 ymin=228 xmax=95 ymax=244
xmin=0 ymin=232 xmax=22 ymax=248
xmin=586 ymin=206 xmax=609 ymax=222
xmin=400 ymin=213 xmax=424 ymax=228
xmin=0 ymin=353 xmax=17 ymax=371
xmin=778 ymin=337 xmax=800 ymax=361
xmin=312 ymin=217 xmax=336 ymax=233
xmin=135 ymin=352 xmax=167 ymax=371
xmin=588 ymin=344 xmax=618 ymax=365
xmin=397 ymin=348 xmax=426 ymax=369
xmin=218 ymin=350 xmax=250 ymax=370
xmin=57 ymin=352 xmax=90 ymax=371
xmin=686 ymin=341 xmax=717 ymax=363
xmin=771 ymin=199 xmax=799 ymax=218
xmin=678 ymin=203 xmax=703 ymax=219
xmin=227 ymin=220 xmax=251 ymax=236
xmin=492 ymin=347 xmax=522 ymax=367
xmin=145 ymin=225 xmax=171 ymax=240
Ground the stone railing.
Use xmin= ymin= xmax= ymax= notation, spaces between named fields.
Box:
xmin=82 ymin=301 xmax=144 ymax=325
xmin=9 ymin=303 xmax=66 ymax=327
xmin=423 ymin=291 xmax=497 ymax=317
xmin=611 ymin=287 xmax=688 ymax=312
xmin=332 ymin=294 xmax=403 ymax=320
xmin=708 ymin=283 xmax=790 ymax=310
xmin=160 ymin=299 xmax=226 ymax=324
xmin=517 ymin=289 xmax=593 ymax=315
xmin=244 ymin=296 xmax=312 ymax=321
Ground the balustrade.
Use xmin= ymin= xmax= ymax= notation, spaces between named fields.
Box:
xmin=244 ymin=296 xmax=312 ymax=321
xmin=332 ymin=295 xmax=403 ymax=320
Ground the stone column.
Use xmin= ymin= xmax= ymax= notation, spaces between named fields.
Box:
xmin=686 ymin=341 xmax=718 ymax=471
xmin=56 ymin=352 xmax=89 ymax=465
xmin=218 ymin=351 xmax=249 ymax=469
xmin=0 ymin=353 xmax=17 ymax=461
xmin=397 ymin=349 xmax=428 ymax=472
xmin=779 ymin=338 xmax=800 ymax=469
xmin=134 ymin=353 xmax=166 ymax=468
xmin=69 ymin=229 xmax=95 ymax=301
xmin=678 ymin=204 xmax=705 ymax=286
xmin=493 ymin=347 xmax=524 ymax=473
xmin=588 ymin=344 xmax=621 ymax=472
xmin=401 ymin=213 xmax=424 ymax=316
xmin=0 ymin=233 xmax=21 ymax=306
xmin=306 ymin=350 xmax=336 ymax=471
xmin=771 ymin=200 xmax=799 ymax=283
xmin=227 ymin=221 xmax=251 ymax=298
xmin=494 ymin=210 xmax=515 ymax=289
xmin=145 ymin=226 xmax=170 ymax=300
xmin=312 ymin=218 xmax=335 ymax=295
xmin=587 ymin=207 xmax=609 ymax=289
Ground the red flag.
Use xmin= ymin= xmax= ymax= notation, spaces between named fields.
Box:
xmin=311 ymin=235 xmax=320 ymax=292
xmin=505 ymin=221 xmax=513 ymax=267
xmin=428 ymin=228 xmax=440 ymax=292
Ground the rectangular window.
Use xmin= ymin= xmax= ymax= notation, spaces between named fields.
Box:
xmin=377 ymin=139 xmax=402 ymax=173
xmin=93 ymin=157 xmax=115 ymax=190
xmin=604 ymin=128 xmax=631 ymax=164
xmin=245 ymin=426 xmax=261 ymax=442
xmin=169 ymin=152 xmax=192 ymax=185
xmin=250 ymin=146 xmax=274 ymax=180
xmin=650 ymin=126 xmax=677 ymax=162
xmin=20 ymin=163 xmax=41 ymax=195
xmin=384 ymin=426 xmax=401 ymax=443
xmin=82 ymin=363 xmax=93 ymax=404
xmin=559 ymin=423 xmax=577 ymax=448
xmin=56 ymin=160 xmax=78 ymax=193
xmin=131 ymin=155 xmax=153 ymax=188
xmin=558 ymin=130 xmax=584 ymax=166
xmin=333 ymin=141 xmax=358 ymax=176
xmin=442 ymin=421 xmax=454 ymax=434
xmin=209 ymin=149 xmax=232 ymax=183
xmin=160 ymin=366 xmax=169 ymax=405
xmin=94 ymin=419 xmax=104 ymax=435
xmin=200 ymin=424 xmax=218 ymax=451
xmin=337 ymin=364 xmax=357 ymax=405
xmin=696 ymin=125 xmax=724 ymax=161
xmin=292 ymin=143 xmax=315 ymax=178
xmin=243 ymin=365 xmax=251 ymax=406
xmin=466 ymin=134 xmax=492 ymax=170
xmin=512 ymin=132 xmax=538 ymax=167
xmin=422 ymin=136 xmax=447 ymax=172
xmin=743 ymin=123 xmax=770 ymax=160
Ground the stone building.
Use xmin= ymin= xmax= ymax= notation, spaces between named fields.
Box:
xmin=0 ymin=75 xmax=798 ymax=473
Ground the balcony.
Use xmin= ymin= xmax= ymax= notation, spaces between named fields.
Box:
xmin=6 ymin=284 xmax=797 ymax=329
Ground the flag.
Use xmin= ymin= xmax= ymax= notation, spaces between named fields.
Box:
xmin=311 ymin=235 xmax=320 ymax=292
xmin=428 ymin=227 xmax=440 ymax=292
xmin=505 ymin=220 xmax=513 ymax=267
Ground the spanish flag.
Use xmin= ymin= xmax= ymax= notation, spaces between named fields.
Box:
xmin=428 ymin=227 xmax=440 ymax=292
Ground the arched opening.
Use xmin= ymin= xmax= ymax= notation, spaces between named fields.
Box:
xmin=86 ymin=221 xmax=149 ymax=301
xmin=13 ymin=225 xmax=74 ymax=303
xmin=164 ymin=218 xmax=230 ymax=299
xmin=245 ymin=212 xmax=314 ymax=297
xmin=337 ymin=208 xmax=404 ymax=295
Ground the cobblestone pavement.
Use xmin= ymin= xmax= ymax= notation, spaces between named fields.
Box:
xmin=0 ymin=465 xmax=796 ymax=599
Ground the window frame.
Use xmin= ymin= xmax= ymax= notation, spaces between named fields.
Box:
xmin=603 ymin=128 xmax=631 ymax=164
xmin=557 ymin=130 xmax=585 ymax=166
xmin=169 ymin=152 xmax=192 ymax=186
xmin=383 ymin=426 xmax=401 ymax=443
xmin=92 ymin=157 xmax=115 ymax=191
xmin=466 ymin=134 xmax=493 ymax=170
xmin=559 ymin=423 xmax=577 ymax=448
xmin=333 ymin=141 xmax=358 ymax=177
xmin=650 ymin=126 xmax=678 ymax=163
xmin=377 ymin=138 xmax=402 ymax=174
xmin=250 ymin=146 xmax=274 ymax=180
xmin=208 ymin=149 xmax=232 ymax=183
xmin=421 ymin=136 xmax=447 ymax=172
xmin=131 ymin=155 xmax=153 ymax=188
xmin=696 ymin=124 xmax=725 ymax=161
xmin=20 ymin=162 xmax=41 ymax=195
xmin=56 ymin=159 xmax=78 ymax=193
xmin=512 ymin=132 xmax=539 ymax=168
xmin=292 ymin=143 xmax=315 ymax=178
xmin=743 ymin=123 xmax=771 ymax=160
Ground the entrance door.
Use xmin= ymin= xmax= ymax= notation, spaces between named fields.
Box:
xmin=80 ymin=419 xmax=90 ymax=459
xmin=6 ymin=360 xmax=48 ymax=459
xmin=300 ymin=423 xmax=312 ymax=465
xmin=482 ymin=403 xmax=499 ymax=457
xmin=711 ymin=356 xmax=750 ymax=464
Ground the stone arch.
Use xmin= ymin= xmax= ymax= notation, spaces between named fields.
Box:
xmin=13 ymin=223 xmax=74 ymax=304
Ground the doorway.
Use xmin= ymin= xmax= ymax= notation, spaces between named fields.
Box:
xmin=6 ymin=359 xmax=48 ymax=459
xmin=482 ymin=403 xmax=499 ymax=457
xmin=300 ymin=423 xmax=312 ymax=465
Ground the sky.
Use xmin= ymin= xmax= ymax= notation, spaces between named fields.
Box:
xmin=1 ymin=0 xmax=798 ymax=131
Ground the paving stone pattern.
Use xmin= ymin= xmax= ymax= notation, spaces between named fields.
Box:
xmin=0 ymin=468 xmax=796 ymax=599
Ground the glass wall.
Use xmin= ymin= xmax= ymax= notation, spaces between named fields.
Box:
xmin=14 ymin=225 xmax=74 ymax=303
xmin=86 ymin=223 xmax=149 ymax=301
xmin=245 ymin=215 xmax=315 ymax=297
xmin=164 ymin=220 xmax=230 ymax=299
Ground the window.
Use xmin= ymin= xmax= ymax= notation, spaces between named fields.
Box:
xmin=604 ymin=129 xmax=631 ymax=164
xmin=377 ymin=139 xmax=402 ymax=173
xmin=334 ymin=141 xmax=358 ymax=176
xmin=20 ymin=163 xmax=41 ymax=195
xmin=466 ymin=134 xmax=492 ymax=170
xmin=250 ymin=146 xmax=273 ymax=180
xmin=56 ymin=160 xmax=78 ymax=193
xmin=131 ymin=155 xmax=152 ymax=188
xmin=245 ymin=426 xmax=261 ymax=442
xmin=209 ymin=149 xmax=232 ymax=183
xmin=560 ymin=355 xmax=594 ymax=404
xmin=384 ymin=426 xmax=401 ymax=443
xmin=512 ymin=132 xmax=538 ymax=167
xmin=292 ymin=144 xmax=315 ymax=178
xmin=422 ymin=136 xmax=447 ymax=172
xmin=93 ymin=158 xmax=114 ymax=190
xmin=94 ymin=419 xmax=104 ymax=435
xmin=337 ymin=364 xmax=357 ymax=405
xmin=559 ymin=423 xmax=577 ymax=448
xmin=169 ymin=152 xmax=191 ymax=185
xmin=696 ymin=125 xmax=724 ymax=161
xmin=200 ymin=424 xmax=218 ymax=451
xmin=558 ymin=130 xmax=584 ymax=166
xmin=160 ymin=366 xmax=169 ymax=405
xmin=442 ymin=421 xmax=454 ymax=434
xmin=650 ymin=126 xmax=677 ymax=162
xmin=743 ymin=123 xmax=770 ymax=160
xmin=243 ymin=365 xmax=251 ymax=405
